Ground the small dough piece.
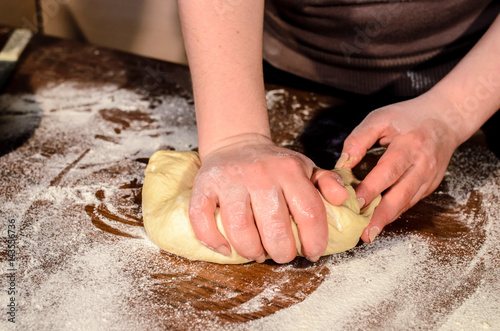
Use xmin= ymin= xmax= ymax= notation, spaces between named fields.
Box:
xmin=142 ymin=151 xmax=380 ymax=264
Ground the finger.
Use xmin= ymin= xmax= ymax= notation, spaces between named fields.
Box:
xmin=251 ymin=187 xmax=297 ymax=264
xmin=281 ymin=177 xmax=328 ymax=261
xmin=219 ymin=190 xmax=266 ymax=262
xmin=312 ymin=169 xmax=349 ymax=206
xmin=189 ymin=187 xmax=231 ymax=256
xmin=404 ymin=165 xmax=441 ymax=208
xmin=355 ymin=138 xmax=415 ymax=208
xmin=337 ymin=114 xmax=387 ymax=169
xmin=360 ymin=165 xmax=425 ymax=243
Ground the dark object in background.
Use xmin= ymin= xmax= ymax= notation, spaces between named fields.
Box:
xmin=263 ymin=60 xmax=404 ymax=168
xmin=299 ymin=98 xmax=391 ymax=169
xmin=482 ymin=110 xmax=500 ymax=159
xmin=0 ymin=29 xmax=32 ymax=92
xmin=0 ymin=28 xmax=38 ymax=157
xmin=302 ymin=100 xmax=500 ymax=170
xmin=0 ymin=107 xmax=42 ymax=157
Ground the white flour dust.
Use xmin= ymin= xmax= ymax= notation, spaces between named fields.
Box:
xmin=0 ymin=82 xmax=199 ymax=330
xmin=0 ymin=82 xmax=499 ymax=330
xmin=244 ymin=145 xmax=500 ymax=331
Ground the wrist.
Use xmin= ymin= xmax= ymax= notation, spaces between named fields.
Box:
xmin=422 ymin=88 xmax=471 ymax=147
xmin=199 ymin=132 xmax=273 ymax=160
xmin=426 ymin=70 xmax=500 ymax=146
xmin=195 ymin=100 xmax=271 ymax=159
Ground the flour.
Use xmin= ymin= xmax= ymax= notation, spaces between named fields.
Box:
xmin=265 ymin=88 xmax=314 ymax=148
xmin=0 ymin=82 xmax=200 ymax=330
xmin=244 ymin=144 xmax=500 ymax=331
xmin=0 ymin=82 xmax=499 ymax=330
xmin=243 ymin=235 xmax=429 ymax=330
xmin=231 ymin=284 xmax=283 ymax=314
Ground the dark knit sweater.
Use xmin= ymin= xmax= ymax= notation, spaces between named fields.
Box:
xmin=263 ymin=0 xmax=500 ymax=96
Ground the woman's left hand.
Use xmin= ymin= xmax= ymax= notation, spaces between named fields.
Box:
xmin=336 ymin=92 xmax=463 ymax=243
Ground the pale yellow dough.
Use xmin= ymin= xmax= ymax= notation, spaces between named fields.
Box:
xmin=142 ymin=151 xmax=381 ymax=264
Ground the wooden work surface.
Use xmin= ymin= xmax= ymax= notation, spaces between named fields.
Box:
xmin=0 ymin=27 xmax=499 ymax=330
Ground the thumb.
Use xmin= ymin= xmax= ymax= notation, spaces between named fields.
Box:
xmin=312 ymin=169 xmax=349 ymax=206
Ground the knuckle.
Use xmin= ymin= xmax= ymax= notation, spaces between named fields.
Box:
xmin=194 ymin=170 xmax=215 ymax=185
xmin=295 ymin=203 xmax=325 ymax=224
xmin=261 ymin=220 xmax=290 ymax=241
xmin=356 ymin=184 xmax=374 ymax=204
xmin=226 ymin=163 xmax=244 ymax=177
xmin=312 ymin=168 xmax=327 ymax=183
xmin=249 ymin=161 xmax=266 ymax=177
xmin=427 ymin=157 xmax=437 ymax=171
xmin=189 ymin=194 xmax=206 ymax=215
xmin=188 ymin=206 xmax=205 ymax=226
xmin=358 ymin=110 xmax=380 ymax=126
xmin=226 ymin=214 xmax=250 ymax=232
xmin=344 ymin=133 xmax=362 ymax=150
xmin=280 ymin=157 xmax=304 ymax=172
xmin=383 ymin=160 xmax=405 ymax=183
xmin=400 ymin=188 xmax=414 ymax=206
xmin=410 ymin=132 xmax=426 ymax=150
xmin=189 ymin=200 xmax=213 ymax=228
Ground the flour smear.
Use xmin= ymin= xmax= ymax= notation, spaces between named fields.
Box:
xmin=0 ymin=83 xmax=498 ymax=331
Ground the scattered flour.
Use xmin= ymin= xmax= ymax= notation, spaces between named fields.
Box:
xmin=0 ymin=82 xmax=199 ymax=330
xmin=231 ymin=284 xmax=283 ymax=314
xmin=244 ymin=145 xmax=500 ymax=331
xmin=0 ymin=82 xmax=498 ymax=330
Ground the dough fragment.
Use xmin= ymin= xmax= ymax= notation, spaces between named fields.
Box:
xmin=142 ymin=151 xmax=380 ymax=264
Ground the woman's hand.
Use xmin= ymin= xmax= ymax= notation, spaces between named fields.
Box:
xmin=337 ymin=93 xmax=463 ymax=243
xmin=338 ymin=14 xmax=500 ymax=243
xmin=189 ymin=134 xmax=348 ymax=263
xmin=179 ymin=0 xmax=348 ymax=263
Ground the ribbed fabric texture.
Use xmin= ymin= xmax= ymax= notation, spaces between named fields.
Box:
xmin=263 ymin=0 xmax=500 ymax=97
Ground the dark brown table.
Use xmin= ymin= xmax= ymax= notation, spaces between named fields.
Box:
xmin=0 ymin=27 xmax=499 ymax=330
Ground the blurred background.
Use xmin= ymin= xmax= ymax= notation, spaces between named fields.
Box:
xmin=0 ymin=0 xmax=187 ymax=64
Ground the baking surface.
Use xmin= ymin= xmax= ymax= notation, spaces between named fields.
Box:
xmin=0 ymin=28 xmax=499 ymax=330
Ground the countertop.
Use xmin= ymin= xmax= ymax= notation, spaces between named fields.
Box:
xmin=0 ymin=27 xmax=499 ymax=330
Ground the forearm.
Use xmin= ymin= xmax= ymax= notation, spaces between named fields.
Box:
xmin=178 ymin=0 xmax=269 ymax=158
xmin=428 ymin=14 xmax=500 ymax=144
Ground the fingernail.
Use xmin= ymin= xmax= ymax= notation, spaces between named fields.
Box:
xmin=369 ymin=226 xmax=380 ymax=243
xmin=255 ymin=254 xmax=266 ymax=263
xmin=335 ymin=153 xmax=349 ymax=168
xmin=307 ymin=255 xmax=321 ymax=263
xmin=334 ymin=174 xmax=345 ymax=187
xmin=215 ymin=245 xmax=232 ymax=257
xmin=357 ymin=197 xmax=365 ymax=209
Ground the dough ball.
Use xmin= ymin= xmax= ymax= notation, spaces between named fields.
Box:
xmin=142 ymin=151 xmax=380 ymax=264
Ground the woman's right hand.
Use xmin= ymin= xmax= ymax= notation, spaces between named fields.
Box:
xmin=189 ymin=134 xmax=349 ymax=263
xmin=179 ymin=1 xmax=348 ymax=263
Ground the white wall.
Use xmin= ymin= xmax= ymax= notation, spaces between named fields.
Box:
xmin=0 ymin=0 xmax=187 ymax=64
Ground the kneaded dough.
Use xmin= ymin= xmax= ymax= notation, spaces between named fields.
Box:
xmin=142 ymin=151 xmax=381 ymax=264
